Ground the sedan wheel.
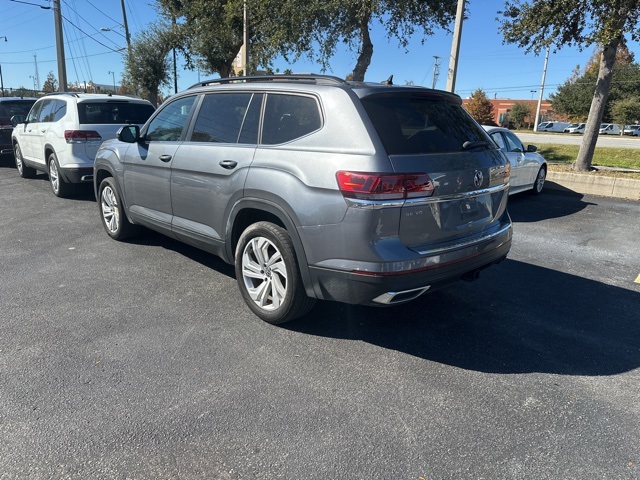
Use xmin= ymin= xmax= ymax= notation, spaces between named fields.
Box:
xmin=235 ymin=222 xmax=315 ymax=324
xmin=531 ymin=166 xmax=546 ymax=195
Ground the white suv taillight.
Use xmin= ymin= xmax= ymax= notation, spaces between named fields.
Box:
xmin=336 ymin=171 xmax=435 ymax=200
xmin=64 ymin=130 xmax=102 ymax=143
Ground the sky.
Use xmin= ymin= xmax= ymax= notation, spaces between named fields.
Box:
xmin=1 ymin=0 xmax=639 ymax=100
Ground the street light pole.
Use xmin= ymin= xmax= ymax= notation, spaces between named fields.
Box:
xmin=533 ymin=47 xmax=550 ymax=132
xmin=108 ymin=70 xmax=116 ymax=93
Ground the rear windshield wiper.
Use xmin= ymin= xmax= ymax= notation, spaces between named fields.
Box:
xmin=462 ymin=140 xmax=490 ymax=150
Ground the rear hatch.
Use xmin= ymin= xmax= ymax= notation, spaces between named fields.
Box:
xmin=0 ymin=99 xmax=36 ymax=153
xmin=75 ymin=100 xmax=155 ymax=160
xmin=360 ymin=91 xmax=510 ymax=251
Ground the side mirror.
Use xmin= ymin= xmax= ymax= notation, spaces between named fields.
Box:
xmin=10 ymin=115 xmax=25 ymax=127
xmin=527 ymin=145 xmax=537 ymax=153
xmin=117 ymin=125 xmax=141 ymax=143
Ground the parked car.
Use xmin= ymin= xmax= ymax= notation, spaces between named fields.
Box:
xmin=483 ymin=125 xmax=547 ymax=195
xmin=11 ymin=93 xmax=155 ymax=197
xmin=94 ymin=75 xmax=512 ymax=324
xmin=599 ymin=123 xmax=621 ymax=135
xmin=0 ymin=97 xmax=37 ymax=158
xmin=563 ymin=122 xmax=586 ymax=134
xmin=623 ymin=125 xmax=640 ymax=136
xmin=537 ymin=121 xmax=569 ymax=132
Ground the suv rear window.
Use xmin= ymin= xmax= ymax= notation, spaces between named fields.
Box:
xmin=78 ymin=102 xmax=155 ymax=125
xmin=362 ymin=93 xmax=490 ymax=155
xmin=0 ymin=100 xmax=36 ymax=125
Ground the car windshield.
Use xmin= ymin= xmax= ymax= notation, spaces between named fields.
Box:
xmin=0 ymin=100 xmax=36 ymax=125
xmin=78 ymin=101 xmax=155 ymax=125
xmin=361 ymin=93 xmax=490 ymax=155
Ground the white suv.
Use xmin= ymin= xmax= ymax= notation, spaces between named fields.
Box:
xmin=11 ymin=93 xmax=154 ymax=197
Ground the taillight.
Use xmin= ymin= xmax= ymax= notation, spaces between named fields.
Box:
xmin=64 ymin=130 xmax=102 ymax=143
xmin=336 ymin=171 xmax=435 ymax=200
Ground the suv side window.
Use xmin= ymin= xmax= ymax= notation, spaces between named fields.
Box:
xmin=261 ymin=94 xmax=322 ymax=144
xmin=190 ymin=93 xmax=254 ymax=143
xmin=26 ymin=100 xmax=45 ymax=123
xmin=51 ymin=100 xmax=67 ymax=122
xmin=36 ymin=99 xmax=58 ymax=123
xmin=145 ymin=96 xmax=197 ymax=142
xmin=489 ymin=132 xmax=506 ymax=150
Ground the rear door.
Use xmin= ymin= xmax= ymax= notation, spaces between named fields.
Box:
xmin=361 ymin=92 xmax=510 ymax=249
xmin=170 ymin=92 xmax=261 ymax=246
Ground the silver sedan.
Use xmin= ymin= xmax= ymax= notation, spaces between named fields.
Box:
xmin=483 ymin=126 xmax=547 ymax=195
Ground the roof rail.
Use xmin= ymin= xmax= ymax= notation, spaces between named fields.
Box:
xmin=188 ymin=74 xmax=349 ymax=89
xmin=44 ymin=92 xmax=80 ymax=97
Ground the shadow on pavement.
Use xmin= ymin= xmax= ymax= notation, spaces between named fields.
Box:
xmin=507 ymin=188 xmax=596 ymax=223
xmin=285 ymin=258 xmax=640 ymax=377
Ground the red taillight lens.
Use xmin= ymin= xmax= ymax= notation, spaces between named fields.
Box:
xmin=64 ymin=130 xmax=102 ymax=143
xmin=336 ymin=171 xmax=434 ymax=200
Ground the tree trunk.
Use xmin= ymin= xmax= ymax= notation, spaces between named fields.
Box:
xmin=574 ymin=36 xmax=622 ymax=171
xmin=351 ymin=14 xmax=373 ymax=82
xmin=148 ymin=88 xmax=159 ymax=108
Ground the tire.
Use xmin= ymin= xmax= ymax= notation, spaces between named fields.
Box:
xmin=530 ymin=165 xmax=546 ymax=195
xmin=98 ymin=177 xmax=139 ymax=241
xmin=235 ymin=222 xmax=316 ymax=324
xmin=14 ymin=143 xmax=36 ymax=178
xmin=48 ymin=152 xmax=73 ymax=198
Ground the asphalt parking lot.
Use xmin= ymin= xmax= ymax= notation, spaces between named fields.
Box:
xmin=1 ymin=158 xmax=639 ymax=479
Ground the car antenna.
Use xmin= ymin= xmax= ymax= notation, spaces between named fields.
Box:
xmin=382 ymin=75 xmax=394 ymax=86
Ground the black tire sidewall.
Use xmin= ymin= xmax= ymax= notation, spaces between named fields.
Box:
xmin=234 ymin=222 xmax=303 ymax=324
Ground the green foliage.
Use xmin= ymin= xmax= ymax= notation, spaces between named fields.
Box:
xmin=124 ymin=22 xmax=175 ymax=106
xmin=505 ymin=102 xmax=532 ymax=129
xmin=464 ymin=89 xmax=495 ymax=125
xmin=551 ymin=61 xmax=640 ymax=121
xmin=156 ymin=0 xmax=243 ymax=78
xmin=157 ymin=0 xmax=458 ymax=81
xmin=611 ymin=97 xmax=640 ymax=125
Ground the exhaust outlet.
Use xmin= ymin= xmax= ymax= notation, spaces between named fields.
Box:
xmin=462 ymin=269 xmax=481 ymax=282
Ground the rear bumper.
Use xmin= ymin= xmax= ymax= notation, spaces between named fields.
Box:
xmin=59 ymin=166 xmax=94 ymax=183
xmin=308 ymin=228 xmax=511 ymax=305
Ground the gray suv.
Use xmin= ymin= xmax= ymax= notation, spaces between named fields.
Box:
xmin=94 ymin=75 xmax=512 ymax=324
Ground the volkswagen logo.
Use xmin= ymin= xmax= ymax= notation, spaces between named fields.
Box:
xmin=473 ymin=170 xmax=483 ymax=188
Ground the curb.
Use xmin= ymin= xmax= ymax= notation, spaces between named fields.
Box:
xmin=546 ymin=171 xmax=640 ymax=201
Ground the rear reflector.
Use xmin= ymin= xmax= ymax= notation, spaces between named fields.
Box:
xmin=336 ymin=171 xmax=435 ymax=200
xmin=64 ymin=130 xmax=102 ymax=143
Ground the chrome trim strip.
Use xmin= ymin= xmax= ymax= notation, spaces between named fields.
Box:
xmin=344 ymin=183 xmax=509 ymax=209
xmin=413 ymin=223 xmax=512 ymax=256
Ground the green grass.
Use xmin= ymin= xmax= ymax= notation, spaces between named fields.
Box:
xmin=536 ymin=143 xmax=640 ymax=170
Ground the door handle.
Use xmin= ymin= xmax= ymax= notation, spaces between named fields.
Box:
xmin=159 ymin=154 xmax=172 ymax=162
xmin=219 ymin=160 xmax=238 ymax=169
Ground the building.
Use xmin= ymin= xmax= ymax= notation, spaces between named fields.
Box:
xmin=461 ymin=98 xmax=558 ymax=127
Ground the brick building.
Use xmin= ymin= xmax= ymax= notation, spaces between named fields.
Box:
xmin=461 ymin=98 xmax=557 ymax=127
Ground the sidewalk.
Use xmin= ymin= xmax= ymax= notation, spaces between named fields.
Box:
xmin=546 ymin=169 xmax=640 ymax=201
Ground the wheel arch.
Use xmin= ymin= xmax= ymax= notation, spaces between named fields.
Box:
xmin=226 ymin=199 xmax=316 ymax=299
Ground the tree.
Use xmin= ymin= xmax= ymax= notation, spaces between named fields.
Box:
xmin=499 ymin=0 xmax=640 ymax=171
xmin=505 ymin=101 xmax=532 ymax=129
xmin=42 ymin=72 xmax=58 ymax=93
xmin=156 ymin=0 xmax=243 ymax=78
xmin=611 ymin=97 xmax=640 ymax=125
xmin=123 ymin=22 xmax=175 ymax=106
xmin=551 ymin=47 xmax=640 ymax=121
xmin=158 ymin=0 xmax=458 ymax=81
xmin=464 ymin=89 xmax=495 ymax=125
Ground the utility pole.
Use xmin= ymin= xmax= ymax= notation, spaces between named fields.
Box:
xmin=53 ymin=0 xmax=67 ymax=91
xmin=0 ymin=36 xmax=6 ymax=97
xmin=533 ymin=47 xmax=550 ymax=132
xmin=446 ymin=0 xmax=465 ymax=93
xmin=120 ymin=0 xmax=132 ymax=51
xmin=432 ymin=56 xmax=440 ymax=89
xmin=242 ymin=0 xmax=248 ymax=76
